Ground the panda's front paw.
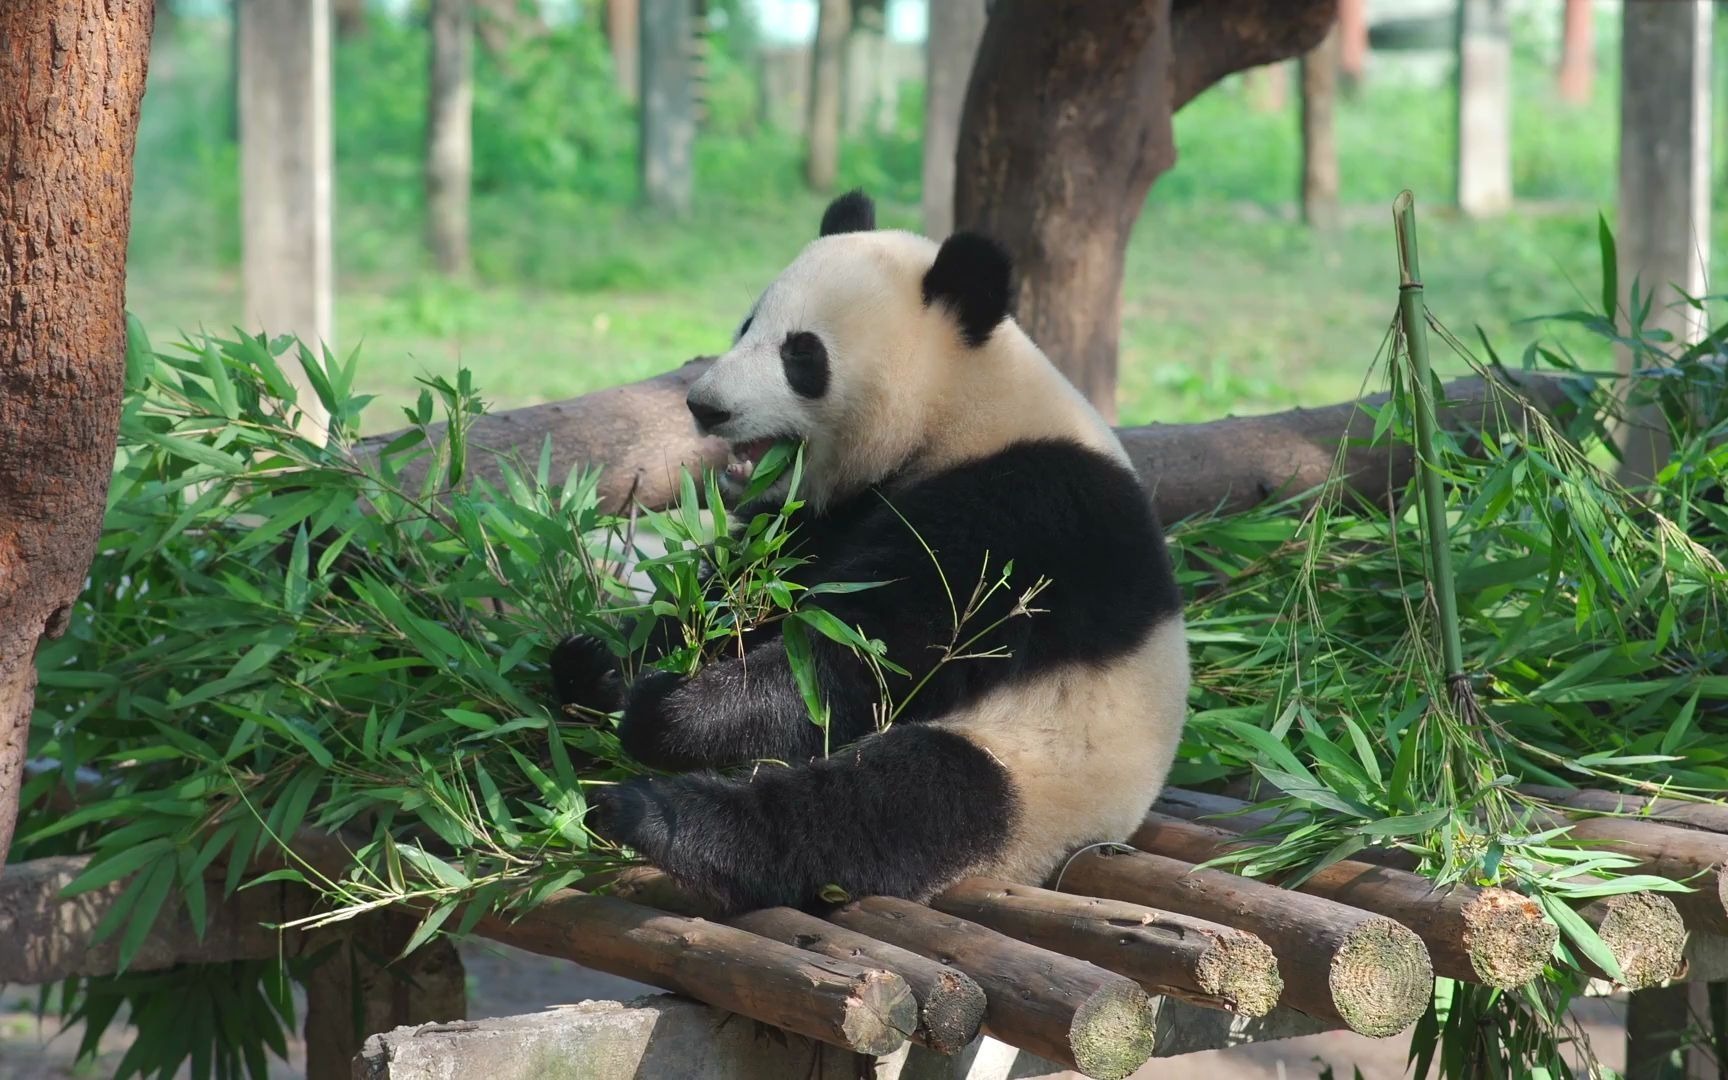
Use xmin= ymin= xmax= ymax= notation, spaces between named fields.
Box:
xmin=550 ymin=634 xmax=626 ymax=720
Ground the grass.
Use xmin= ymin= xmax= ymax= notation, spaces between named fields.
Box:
xmin=123 ymin=13 xmax=1728 ymax=429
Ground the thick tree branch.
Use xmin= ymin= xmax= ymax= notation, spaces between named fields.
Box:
xmin=1170 ymin=0 xmax=1339 ymax=110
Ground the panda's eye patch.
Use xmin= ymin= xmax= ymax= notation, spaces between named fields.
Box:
xmin=780 ymin=331 xmax=829 ymax=399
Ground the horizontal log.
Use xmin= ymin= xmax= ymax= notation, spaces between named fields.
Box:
xmin=1058 ymin=847 xmax=1432 ymax=1038
xmin=360 ymin=363 xmax=1582 ymax=523
xmin=475 ymin=891 xmax=916 ymax=1056
xmin=0 ymin=854 xmax=314 ymax=984
xmin=1521 ymin=785 xmax=1728 ymax=836
xmin=727 ymin=905 xmax=986 ymax=1053
xmin=1131 ymin=812 xmax=1556 ymax=990
xmin=931 ymin=877 xmax=1283 ymax=1017
xmin=829 ymin=894 xmax=1159 ymax=1080
xmin=1548 ymin=815 xmax=1728 ymax=936
xmin=1157 ymin=788 xmax=1686 ymax=989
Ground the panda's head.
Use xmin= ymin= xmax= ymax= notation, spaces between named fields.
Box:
xmin=684 ymin=189 xmax=1021 ymax=508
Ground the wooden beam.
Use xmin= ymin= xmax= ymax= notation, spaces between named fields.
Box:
xmin=829 ymin=895 xmax=1159 ymax=1080
xmin=728 ymin=905 xmax=986 ymax=1053
xmin=930 ymin=878 xmax=1284 ymax=1017
xmin=1131 ymin=812 xmax=1556 ymax=990
xmin=1522 ymin=786 xmax=1728 ymax=837
xmin=1057 ymin=847 xmax=1432 ymax=1037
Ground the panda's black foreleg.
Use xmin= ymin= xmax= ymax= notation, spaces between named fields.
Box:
xmin=611 ymin=635 xmax=880 ymax=771
xmin=587 ymin=723 xmax=1018 ymax=914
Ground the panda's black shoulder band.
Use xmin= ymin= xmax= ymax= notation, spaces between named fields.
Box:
xmin=819 ymin=189 xmax=876 ymax=236
xmin=922 ymin=232 xmax=1013 ymax=348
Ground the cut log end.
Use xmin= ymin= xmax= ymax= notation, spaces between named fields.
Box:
xmin=1460 ymin=888 xmax=1560 ymax=989
xmin=841 ymin=968 xmax=919 ymax=1057
xmin=1585 ymin=890 xmax=1688 ymax=990
xmin=923 ymin=969 xmax=990 ymax=1054
xmin=1192 ymin=930 xmax=1285 ymax=1018
xmin=1067 ymin=981 xmax=1160 ymax=1080
xmin=1330 ymin=918 xmax=1433 ymax=1038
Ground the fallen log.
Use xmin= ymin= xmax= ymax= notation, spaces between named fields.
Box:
xmin=1544 ymin=815 xmax=1728 ymax=936
xmin=727 ymin=905 xmax=987 ymax=1054
xmin=829 ymin=894 xmax=1159 ymax=1080
xmin=1155 ymin=788 xmax=1687 ymax=989
xmin=1521 ymin=785 xmax=1728 ymax=836
xmin=1131 ymin=812 xmax=1556 ymax=991
xmin=475 ymin=891 xmax=916 ymax=1056
xmin=930 ymin=878 xmax=1284 ymax=1017
xmin=358 ymin=363 xmax=1583 ymax=522
xmin=1058 ymin=847 xmax=1432 ymax=1038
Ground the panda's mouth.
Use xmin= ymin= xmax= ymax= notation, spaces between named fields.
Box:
xmin=724 ymin=437 xmax=780 ymax=485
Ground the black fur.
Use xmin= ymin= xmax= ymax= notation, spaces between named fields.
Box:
xmin=780 ymin=330 xmax=830 ymax=399
xmin=589 ymin=725 xmax=1017 ymax=913
xmin=554 ymin=439 xmax=1181 ymax=913
xmin=818 ymin=189 xmax=875 ymax=236
xmin=921 ymin=233 xmax=1014 ymax=348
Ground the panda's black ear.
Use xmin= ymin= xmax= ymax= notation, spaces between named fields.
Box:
xmin=921 ymin=232 xmax=1013 ymax=348
xmin=819 ymin=189 xmax=875 ymax=236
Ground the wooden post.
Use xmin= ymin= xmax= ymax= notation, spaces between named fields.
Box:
xmin=238 ymin=0 xmax=334 ymax=434
xmin=1454 ymin=0 xmax=1512 ymax=217
xmin=1616 ymin=0 xmax=1712 ymax=486
xmin=302 ymin=912 xmax=467 ymax=1079
xmin=639 ymin=0 xmax=695 ymax=214
xmin=1557 ymin=0 xmax=1593 ymax=105
xmin=1627 ymin=982 xmax=1714 ymax=1080
xmin=426 ymin=0 xmax=473 ymax=277
xmin=607 ymin=0 xmax=640 ymax=103
xmin=1337 ymin=0 xmax=1367 ymax=92
xmin=920 ymin=0 xmax=987 ymax=238
xmin=806 ymin=0 xmax=849 ymax=191
xmin=1299 ymin=23 xmax=1340 ymax=229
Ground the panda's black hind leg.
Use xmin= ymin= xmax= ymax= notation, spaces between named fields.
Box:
xmin=587 ymin=723 xmax=1019 ymax=914
xmin=549 ymin=634 xmax=626 ymax=721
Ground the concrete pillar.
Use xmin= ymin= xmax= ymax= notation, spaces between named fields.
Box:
xmin=1615 ymin=0 xmax=1712 ymax=486
xmin=238 ymin=0 xmax=334 ymax=434
xmin=1454 ymin=0 xmax=1512 ymax=217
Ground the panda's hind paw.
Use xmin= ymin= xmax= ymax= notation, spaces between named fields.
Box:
xmin=550 ymin=634 xmax=626 ymax=719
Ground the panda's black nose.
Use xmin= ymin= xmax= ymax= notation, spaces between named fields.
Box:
xmin=687 ymin=396 xmax=731 ymax=433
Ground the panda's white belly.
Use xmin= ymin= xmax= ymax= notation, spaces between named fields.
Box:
xmin=932 ymin=616 xmax=1190 ymax=887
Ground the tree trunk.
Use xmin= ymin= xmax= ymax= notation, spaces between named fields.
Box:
xmin=956 ymin=0 xmax=1334 ymax=421
xmin=426 ymin=0 xmax=474 ymax=277
xmin=0 ymin=0 xmax=154 ymax=868
xmin=1615 ymin=0 xmax=1712 ymax=487
xmin=1454 ymin=0 xmax=1512 ymax=218
xmin=640 ymin=0 xmax=695 ymax=214
xmin=805 ymin=0 xmax=848 ymax=191
xmin=920 ymin=0 xmax=987 ymax=238
xmin=1557 ymin=0 xmax=1592 ymax=105
xmin=333 ymin=0 xmax=366 ymax=38
xmin=1337 ymin=0 xmax=1367 ymax=92
xmin=606 ymin=0 xmax=641 ymax=103
xmin=1300 ymin=23 xmax=1340 ymax=229
xmin=1242 ymin=63 xmax=1288 ymax=113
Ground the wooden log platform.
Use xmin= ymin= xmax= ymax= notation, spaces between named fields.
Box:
xmin=1131 ymin=811 xmax=1557 ymax=990
xmin=1057 ymin=846 xmax=1434 ymax=1038
xmin=1520 ymin=785 xmax=1728 ymax=835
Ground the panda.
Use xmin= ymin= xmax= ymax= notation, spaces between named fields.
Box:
xmin=551 ymin=190 xmax=1189 ymax=916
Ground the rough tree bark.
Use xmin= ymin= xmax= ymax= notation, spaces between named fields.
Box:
xmin=806 ymin=0 xmax=849 ymax=191
xmin=426 ymin=0 xmax=474 ymax=277
xmin=920 ymin=0 xmax=987 ymax=239
xmin=1300 ymin=23 xmax=1341 ymax=229
xmin=955 ymin=0 xmax=1335 ymax=421
xmin=0 ymin=0 xmax=154 ymax=868
xmin=1557 ymin=0 xmax=1592 ymax=105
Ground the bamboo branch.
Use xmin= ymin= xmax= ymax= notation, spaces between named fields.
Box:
xmin=1131 ymin=812 xmax=1556 ymax=990
xmin=828 ymin=895 xmax=1159 ymax=1080
xmin=931 ymin=878 xmax=1284 ymax=1016
xmin=1058 ymin=847 xmax=1432 ymax=1038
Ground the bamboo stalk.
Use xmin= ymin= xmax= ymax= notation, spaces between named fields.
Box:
xmin=1058 ymin=847 xmax=1432 ymax=1038
xmin=829 ymin=895 xmax=1159 ymax=1080
xmin=727 ymin=906 xmax=986 ymax=1053
xmin=931 ymin=878 xmax=1284 ymax=1017
xmin=475 ymin=892 xmax=915 ymax=1056
xmin=1131 ymin=812 xmax=1554 ymax=990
